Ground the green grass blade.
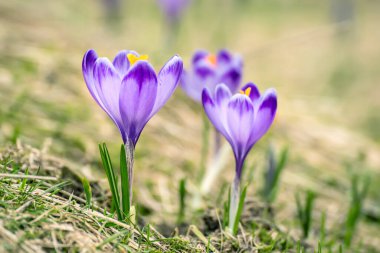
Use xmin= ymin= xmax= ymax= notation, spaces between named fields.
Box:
xmin=304 ymin=190 xmax=316 ymax=238
xmin=223 ymin=187 xmax=231 ymax=229
xmin=177 ymin=178 xmax=186 ymax=224
xmin=296 ymin=190 xmax=315 ymax=239
xmin=99 ymin=143 xmax=122 ymax=220
xmin=295 ymin=192 xmax=304 ymax=231
xmin=317 ymin=241 xmax=322 ymax=253
xmin=233 ymin=184 xmax=247 ymax=235
xmin=19 ymin=167 xmax=29 ymax=192
xmin=81 ymin=176 xmax=92 ymax=208
xmin=320 ymin=211 xmax=326 ymax=246
xmin=269 ymin=147 xmax=288 ymax=202
xmin=344 ymin=174 xmax=370 ymax=247
xmin=262 ymin=145 xmax=288 ymax=203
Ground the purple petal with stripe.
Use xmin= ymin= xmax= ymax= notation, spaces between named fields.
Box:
xmin=202 ymin=85 xmax=232 ymax=143
xmin=113 ymin=50 xmax=132 ymax=78
xmin=217 ymin=49 xmax=232 ymax=64
xmin=250 ymin=89 xmax=277 ymax=144
xmin=92 ymin=57 xmax=125 ymax=141
xmin=151 ymin=55 xmax=183 ymax=117
xmin=192 ymin=50 xmax=208 ymax=65
xmin=181 ymin=70 xmax=203 ymax=102
xmin=93 ymin=58 xmax=122 ymax=118
xmin=219 ymin=68 xmax=242 ymax=93
xmin=119 ymin=61 xmax=158 ymax=145
xmin=214 ymin=83 xmax=232 ymax=107
xmin=194 ymin=61 xmax=216 ymax=80
xmin=241 ymin=82 xmax=260 ymax=103
xmin=226 ymin=94 xmax=255 ymax=159
xmin=82 ymin=49 xmax=101 ymax=104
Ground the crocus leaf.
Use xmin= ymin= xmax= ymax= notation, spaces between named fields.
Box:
xmin=233 ymin=184 xmax=248 ymax=235
xmin=99 ymin=143 xmax=122 ymax=220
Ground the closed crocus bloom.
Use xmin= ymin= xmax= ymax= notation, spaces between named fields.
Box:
xmin=182 ymin=49 xmax=243 ymax=103
xmin=202 ymin=82 xmax=277 ymax=233
xmin=83 ymin=49 xmax=183 ymax=207
xmin=82 ymin=49 xmax=183 ymax=147
xmin=157 ymin=0 xmax=190 ymax=23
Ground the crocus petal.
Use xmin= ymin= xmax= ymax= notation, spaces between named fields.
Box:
xmin=82 ymin=49 xmax=101 ymax=104
xmin=119 ymin=61 xmax=158 ymax=145
xmin=219 ymin=68 xmax=242 ymax=93
xmin=181 ymin=70 xmax=204 ymax=102
xmin=226 ymin=94 xmax=255 ymax=160
xmin=112 ymin=50 xmax=132 ymax=78
xmin=202 ymin=87 xmax=231 ymax=143
xmin=92 ymin=57 xmax=125 ymax=141
xmin=215 ymin=84 xmax=231 ymax=104
xmin=250 ymin=89 xmax=277 ymax=144
xmin=151 ymin=55 xmax=183 ymax=117
xmin=194 ymin=61 xmax=215 ymax=80
xmin=192 ymin=50 xmax=208 ymax=65
xmin=241 ymin=82 xmax=260 ymax=103
xmin=83 ymin=49 xmax=98 ymax=83
xmin=217 ymin=49 xmax=232 ymax=64
xmin=93 ymin=58 xmax=122 ymax=118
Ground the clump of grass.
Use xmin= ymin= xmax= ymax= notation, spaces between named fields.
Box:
xmin=98 ymin=143 xmax=133 ymax=222
xmin=344 ymin=174 xmax=370 ymax=247
xmin=296 ymin=190 xmax=316 ymax=239
xmin=261 ymin=145 xmax=288 ymax=203
xmin=0 ymin=148 xmax=205 ymax=252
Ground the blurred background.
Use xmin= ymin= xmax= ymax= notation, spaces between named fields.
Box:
xmin=0 ymin=0 xmax=379 ymax=250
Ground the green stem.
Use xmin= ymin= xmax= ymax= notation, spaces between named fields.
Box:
xmin=214 ymin=130 xmax=222 ymax=156
xmin=228 ymin=175 xmax=240 ymax=233
xmin=125 ymin=140 xmax=135 ymax=209
xmin=198 ymin=112 xmax=210 ymax=182
xmin=120 ymin=144 xmax=130 ymax=217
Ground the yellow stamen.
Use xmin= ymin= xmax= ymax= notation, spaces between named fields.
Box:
xmin=205 ymin=54 xmax=217 ymax=66
xmin=127 ymin=53 xmax=149 ymax=65
xmin=239 ymin=87 xmax=252 ymax=96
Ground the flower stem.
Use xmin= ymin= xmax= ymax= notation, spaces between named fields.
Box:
xmin=228 ymin=175 xmax=240 ymax=233
xmin=214 ymin=130 xmax=222 ymax=156
xmin=198 ymin=112 xmax=210 ymax=182
xmin=125 ymin=140 xmax=135 ymax=209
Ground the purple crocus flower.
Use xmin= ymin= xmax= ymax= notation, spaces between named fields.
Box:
xmin=83 ymin=49 xmax=183 ymax=146
xmin=202 ymin=82 xmax=277 ymax=233
xmin=157 ymin=0 xmax=190 ymax=24
xmin=83 ymin=49 xmax=183 ymax=206
xmin=181 ymin=49 xmax=243 ymax=103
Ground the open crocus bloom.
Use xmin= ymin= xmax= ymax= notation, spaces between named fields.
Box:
xmin=82 ymin=49 xmax=183 ymax=147
xmin=202 ymin=83 xmax=277 ymax=181
xmin=181 ymin=49 xmax=243 ymax=102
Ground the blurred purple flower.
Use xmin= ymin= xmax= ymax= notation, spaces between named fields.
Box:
xmin=203 ymin=83 xmax=277 ymax=180
xmin=182 ymin=49 xmax=243 ymax=103
xmin=157 ymin=0 xmax=190 ymax=23
xmin=82 ymin=49 xmax=183 ymax=147
xmin=202 ymin=83 xmax=277 ymax=231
